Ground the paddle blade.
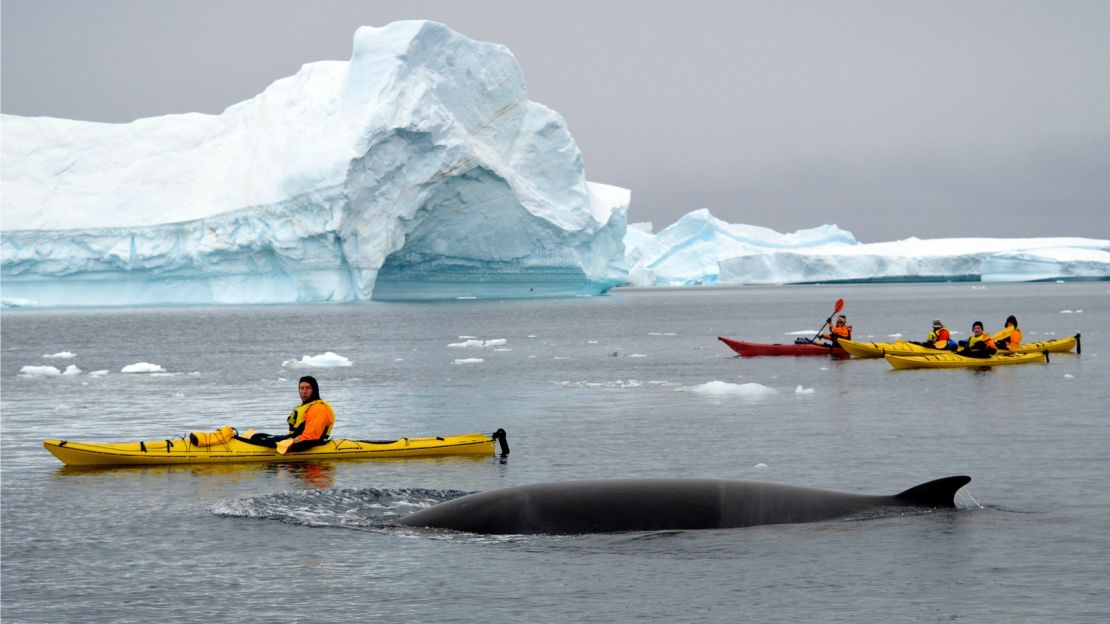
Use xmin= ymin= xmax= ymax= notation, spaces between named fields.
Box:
xmin=833 ymin=298 xmax=845 ymax=314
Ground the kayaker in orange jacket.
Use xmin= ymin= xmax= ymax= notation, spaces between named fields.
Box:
xmin=992 ymin=315 xmax=1022 ymax=350
xmin=245 ymin=376 xmax=336 ymax=454
xmin=958 ymin=321 xmax=998 ymax=358
xmin=818 ymin=315 xmax=852 ymax=346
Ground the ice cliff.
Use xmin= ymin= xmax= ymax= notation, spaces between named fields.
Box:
xmin=623 ymin=211 xmax=1110 ymax=286
xmin=1 ymin=21 xmax=629 ymax=306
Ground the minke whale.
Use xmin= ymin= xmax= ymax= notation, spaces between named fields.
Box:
xmin=398 ymin=476 xmax=971 ymax=535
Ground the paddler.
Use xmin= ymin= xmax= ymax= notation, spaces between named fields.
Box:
xmin=244 ymin=375 xmax=336 ymax=454
xmin=957 ymin=321 xmax=998 ymax=358
xmin=917 ymin=319 xmax=955 ymax=350
xmin=817 ymin=314 xmax=852 ymax=346
xmin=992 ymin=315 xmax=1022 ymax=350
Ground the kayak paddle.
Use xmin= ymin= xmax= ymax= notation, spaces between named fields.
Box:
xmin=810 ymin=298 xmax=845 ymax=344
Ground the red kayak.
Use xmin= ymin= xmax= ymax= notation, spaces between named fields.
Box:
xmin=718 ymin=336 xmax=849 ymax=358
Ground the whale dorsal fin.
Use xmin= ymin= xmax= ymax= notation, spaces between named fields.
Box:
xmin=894 ymin=475 xmax=971 ymax=508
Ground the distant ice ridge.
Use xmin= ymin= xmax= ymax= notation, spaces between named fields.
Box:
xmin=623 ymin=209 xmax=1110 ymax=286
xmin=0 ymin=21 xmax=628 ymax=307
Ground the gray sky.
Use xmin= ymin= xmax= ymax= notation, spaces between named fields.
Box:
xmin=3 ymin=0 xmax=1109 ymax=242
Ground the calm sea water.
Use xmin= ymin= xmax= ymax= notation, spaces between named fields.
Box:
xmin=2 ymin=283 xmax=1108 ymax=623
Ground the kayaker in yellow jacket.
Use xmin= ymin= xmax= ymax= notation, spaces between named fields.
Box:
xmin=245 ymin=376 xmax=336 ymax=454
xmin=992 ymin=315 xmax=1022 ymax=350
xmin=916 ymin=320 xmax=955 ymax=350
xmin=957 ymin=321 xmax=998 ymax=358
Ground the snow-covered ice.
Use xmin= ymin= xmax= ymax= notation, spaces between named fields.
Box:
xmin=684 ymin=381 xmax=779 ymax=398
xmin=624 ymin=209 xmax=1109 ymax=286
xmin=281 ymin=352 xmax=353 ymax=368
xmin=20 ymin=365 xmax=62 ymax=377
xmin=121 ymin=362 xmax=166 ymax=374
xmin=43 ymin=351 xmax=77 ymax=359
xmin=1 ymin=21 xmax=628 ymax=307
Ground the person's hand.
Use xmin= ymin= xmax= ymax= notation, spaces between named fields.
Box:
xmin=276 ymin=438 xmax=294 ymax=455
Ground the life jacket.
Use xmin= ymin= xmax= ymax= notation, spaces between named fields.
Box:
xmin=287 ymin=399 xmax=335 ymax=441
xmin=926 ymin=327 xmax=952 ymax=349
xmin=831 ymin=324 xmax=852 ymax=340
xmin=993 ymin=326 xmax=1022 ymax=348
xmin=965 ymin=332 xmax=997 ymax=355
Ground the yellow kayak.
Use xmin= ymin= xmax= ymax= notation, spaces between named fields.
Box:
xmin=44 ymin=429 xmax=507 ymax=467
xmin=840 ymin=334 xmax=1079 ymax=359
xmin=885 ymin=351 xmax=1048 ymax=370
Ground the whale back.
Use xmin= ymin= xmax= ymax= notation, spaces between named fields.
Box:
xmin=399 ymin=476 xmax=971 ymax=535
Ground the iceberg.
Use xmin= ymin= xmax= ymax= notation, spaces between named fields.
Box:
xmin=624 ymin=209 xmax=858 ymax=286
xmin=0 ymin=21 xmax=628 ymax=307
xmin=717 ymin=237 xmax=1110 ymax=284
xmin=624 ymin=209 xmax=1110 ymax=286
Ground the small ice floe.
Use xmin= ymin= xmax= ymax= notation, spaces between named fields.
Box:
xmin=628 ymin=353 xmax=647 ymax=358
xmin=394 ymin=358 xmax=405 ymax=362
xmin=753 ymin=462 xmax=768 ymax=469
xmin=456 ymin=296 xmax=478 ymax=300
xmin=1060 ymin=310 xmax=1073 ymax=314
xmin=785 ymin=330 xmax=817 ymax=336
xmin=2 ymin=297 xmax=39 ymax=308
xmin=448 ymin=338 xmax=507 ymax=348
xmin=556 ymin=379 xmax=644 ymax=389
xmin=819 ymin=367 xmax=829 ymax=371
xmin=43 ymin=351 xmax=77 ymax=359
xmin=587 ymin=340 xmax=598 ymax=344
xmin=647 ymin=332 xmax=678 ymax=336
xmin=527 ymin=335 xmax=538 ymax=338
xmin=89 ymin=370 xmax=109 ymax=377
xmin=1064 ymin=374 xmax=1075 ymax=379
xmin=493 ymin=348 xmax=512 ymax=352
xmin=62 ymin=365 xmax=82 ymax=376
xmin=20 ymin=365 xmax=61 ymax=377
xmin=459 ymin=335 xmax=478 ymax=339
xmin=553 ymin=356 xmax=570 ymax=360
xmin=794 ymin=385 xmax=815 ymax=395
xmin=453 ymin=358 xmax=484 ymax=365
xmin=121 ymin=362 xmax=165 ymax=374
xmin=887 ymin=333 xmax=903 ymax=338
xmin=683 ymin=381 xmax=778 ymax=398
xmin=281 ymin=352 xmax=352 ymax=369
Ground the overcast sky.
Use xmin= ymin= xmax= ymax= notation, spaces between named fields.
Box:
xmin=3 ymin=0 xmax=1108 ymax=241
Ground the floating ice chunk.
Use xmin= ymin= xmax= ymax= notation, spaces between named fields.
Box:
xmin=89 ymin=370 xmax=109 ymax=377
xmin=628 ymin=353 xmax=647 ymax=358
xmin=1064 ymin=374 xmax=1075 ymax=379
xmin=888 ymin=333 xmax=903 ymax=338
xmin=786 ymin=330 xmax=817 ymax=336
xmin=121 ymin=362 xmax=165 ymax=374
xmin=62 ymin=365 xmax=82 ymax=376
xmin=1 ymin=298 xmax=39 ymax=308
xmin=453 ymin=358 xmax=484 ymax=364
xmin=20 ymin=365 xmax=61 ymax=377
xmin=281 ymin=352 xmax=352 ymax=368
xmin=685 ymin=381 xmax=778 ymax=398
xmin=448 ymin=338 xmax=507 ymax=348
xmin=587 ymin=340 xmax=598 ymax=344
xmin=43 ymin=351 xmax=77 ymax=359
xmin=1060 ymin=310 xmax=1074 ymax=314
xmin=794 ymin=385 xmax=815 ymax=395
xmin=753 ymin=462 xmax=768 ymax=469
